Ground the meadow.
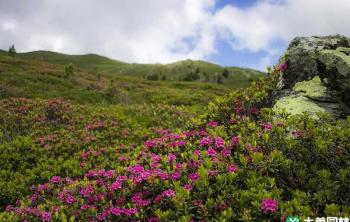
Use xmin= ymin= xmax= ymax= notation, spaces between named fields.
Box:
xmin=0 ymin=52 xmax=349 ymax=221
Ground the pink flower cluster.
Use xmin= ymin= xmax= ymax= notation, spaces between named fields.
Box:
xmin=227 ymin=164 xmax=238 ymax=173
xmin=278 ymin=63 xmax=288 ymax=73
xmin=200 ymin=136 xmax=212 ymax=147
xmin=162 ymin=189 xmax=176 ymax=197
xmin=261 ymin=198 xmax=279 ymax=214
xmin=9 ymin=120 xmax=250 ymax=221
xmin=207 ymin=121 xmax=219 ymax=127
xmin=132 ymin=192 xmax=151 ymax=207
xmin=50 ymin=176 xmax=61 ymax=184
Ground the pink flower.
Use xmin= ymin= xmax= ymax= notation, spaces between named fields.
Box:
xmin=38 ymin=184 xmax=48 ymax=192
xmin=215 ymin=137 xmax=225 ymax=149
xmin=193 ymin=150 xmax=201 ymax=157
xmin=119 ymin=155 xmax=127 ymax=161
xmin=31 ymin=193 xmax=39 ymax=202
xmin=183 ymin=184 xmax=193 ymax=191
xmin=162 ymin=189 xmax=176 ymax=198
xmin=109 ymin=180 xmax=122 ymax=191
xmin=50 ymin=176 xmax=61 ymax=184
xmin=262 ymin=122 xmax=273 ymax=131
xmin=231 ymin=136 xmax=239 ymax=146
xmin=104 ymin=170 xmax=115 ymax=178
xmin=65 ymin=195 xmax=76 ymax=205
xmin=127 ymin=165 xmax=144 ymax=174
xmin=107 ymin=207 xmax=123 ymax=216
xmin=150 ymin=153 xmax=162 ymax=163
xmin=132 ymin=192 xmax=151 ymax=207
xmin=171 ymin=172 xmax=182 ymax=180
xmin=81 ymin=204 xmax=90 ymax=210
xmin=124 ymin=208 xmax=138 ymax=216
xmin=207 ymin=147 xmax=217 ymax=157
xmin=199 ymin=136 xmax=212 ymax=147
xmin=41 ymin=211 xmax=51 ymax=222
xmin=145 ymin=140 xmax=157 ymax=148
xmin=157 ymin=171 xmax=169 ymax=180
xmin=96 ymin=209 xmax=110 ymax=220
xmin=189 ymin=173 xmax=199 ymax=182
xmin=149 ymin=217 xmax=160 ymax=222
xmin=251 ymin=107 xmax=259 ymax=115
xmin=207 ymin=121 xmax=219 ymax=127
xmin=5 ymin=205 xmax=14 ymax=212
xmin=261 ymin=198 xmax=279 ymax=214
xmin=116 ymin=175 xmax=128 ymax=182
xmin=279 ymin=63 xmax=288 ymax=72
xmin=221 ymin=148 xmax=231 ymax=157
xmin=167 ymin=153 xmax=176 ymax=162
xmin=154 ymin=194 xmax=163 ymax=203
xmin=80 ymin=185 xmax=94 ymax=197
xmin=175 ymin=162 xmax=183 ymax=170
xmin=227 ymin=165 xmax=238 ymax=173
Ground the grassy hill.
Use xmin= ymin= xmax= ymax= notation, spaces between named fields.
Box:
xmin=0 ymin=54 xmax=238 ymax=110
xmin=0 ymin=49 xmax=265 ymax=113
xmin=11 ymin=50 xmax=127 ymax=71
xmin=0 ymin=50 xmax=263 ymax=86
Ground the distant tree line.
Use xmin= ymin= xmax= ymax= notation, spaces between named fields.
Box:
xmin=144 ymin=65 xmax=230 ymax=84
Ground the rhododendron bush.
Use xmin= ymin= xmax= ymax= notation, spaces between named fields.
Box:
xmin=1 ymin=67 xmax=350 ymax=221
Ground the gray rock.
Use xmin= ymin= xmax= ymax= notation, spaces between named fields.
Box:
xmin=273 ymin=35 xmax=350 ymax=118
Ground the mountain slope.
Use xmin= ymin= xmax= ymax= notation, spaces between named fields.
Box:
xmin=0 ymin=54 xmax=234 ymax=107
xmin=0 ymin=50 xmax=264 ymax=85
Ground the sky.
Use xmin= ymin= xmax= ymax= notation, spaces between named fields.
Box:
xmin=1 ymin=0 xmax=350 ymax=71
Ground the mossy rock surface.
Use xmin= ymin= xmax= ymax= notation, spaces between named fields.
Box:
xmin=274 ymin=94 xmax=326 ymax=117
xmin=274 ymin=35 xmax=350 ymax=118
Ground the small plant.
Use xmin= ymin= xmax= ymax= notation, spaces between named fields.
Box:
xmin=64 ymin=63 xmax=74 ymax=77
xmin=222 ymin=68 xmax=229 ymax=78
xmin=216 ymin=73 xmax=224 ymax=84
xmin=8 ymin=45 xmax=16 ymax=57
xmin=183 ymin=68 xmax=200 ymax=81
xmin=145 ymin=72 xmax=160 ymax=80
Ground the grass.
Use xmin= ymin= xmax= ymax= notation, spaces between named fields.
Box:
xmin=0 ymin=52 xmax=263 ymax=112
xmin=0 ymin=50 xmax=263 ymax=85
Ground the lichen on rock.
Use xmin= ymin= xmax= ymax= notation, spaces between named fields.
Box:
xmin=273 ymin=35 xmax=350 ymax=118
xmin=293 ymin=76 xmax=327 ymax=99
xmin=274 ymin=94 xmax=326 ymax=117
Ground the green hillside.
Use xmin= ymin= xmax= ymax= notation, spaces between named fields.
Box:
xmin=13 ymin=50 xmax=126 ymax=71
xmin=0 ymin=50 xmax=263 ymax=86
xmin=0 ymin=54 xmax=239 ymax=110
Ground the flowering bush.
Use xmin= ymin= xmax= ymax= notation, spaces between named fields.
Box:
xmin=1 ymin=65 xmax=350 ymax=221
xmin=261 ymin=198 xmax=279 ymax=214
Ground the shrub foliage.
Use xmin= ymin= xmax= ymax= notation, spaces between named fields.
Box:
xmin=1 ymin=66 xmax=350 ymax=221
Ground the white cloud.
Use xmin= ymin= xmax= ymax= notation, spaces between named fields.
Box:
xmin=2 ymin=21 xmax=16 ymax=31
xmin=213 ymin=0 xmax=350 ymax=69
xmin=0 ymin=0 xmax=350 ymax=69
xmin=0 ymin=0 xmax=217 ymax=63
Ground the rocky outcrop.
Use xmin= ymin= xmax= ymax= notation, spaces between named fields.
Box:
xmin=273 ymin=35 xmax=350 ymax=118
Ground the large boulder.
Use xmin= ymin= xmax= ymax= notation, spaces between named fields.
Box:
xmin=273 ymin=35 xmax=350 ymax=118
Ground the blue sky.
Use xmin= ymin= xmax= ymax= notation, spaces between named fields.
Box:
xmin=209 ymin=0 xmax=288 ymax=69
xmin=0 ymin=0 xmax=349 ymax=71
xmin=216 ymin=0 xmax=259 ymax=9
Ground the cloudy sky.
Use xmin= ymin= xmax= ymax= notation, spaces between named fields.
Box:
xmin=1 ymin=0 xmax=350 ymax=71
